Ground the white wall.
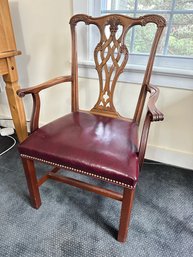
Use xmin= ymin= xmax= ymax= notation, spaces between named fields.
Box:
xmin=0 ymin=0 xmax=72 ymax=124
xmin=0 ymin=1 xmax=193 ymax=170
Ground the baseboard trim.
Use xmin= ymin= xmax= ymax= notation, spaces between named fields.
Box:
xmin=146 ymin=145 xmax=193 ymax=170
xmin=0 ymin=118 xmax=14 ymax=128
xmin=0 ymin=117 xmax=30 ymax=132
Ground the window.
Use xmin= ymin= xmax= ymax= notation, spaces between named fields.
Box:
xmin=102 ymin=0 xmax=193 ymax=57
xmin=73 ymin=0 xmax=193 ymax=89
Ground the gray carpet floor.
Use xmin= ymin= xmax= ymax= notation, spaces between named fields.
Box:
xmin=0 ymin=141 xmax=193 ymax=257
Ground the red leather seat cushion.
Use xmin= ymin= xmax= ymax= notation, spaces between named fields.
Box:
xmin=18 ymin=112 xmax=139 ymax=187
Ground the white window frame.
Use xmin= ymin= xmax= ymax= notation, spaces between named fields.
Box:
xmin=73 ymin=0 xmax=193 ymax=90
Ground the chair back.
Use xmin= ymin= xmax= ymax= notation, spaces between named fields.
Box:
xmin=71 ymin=14 xmax=165 ymax=122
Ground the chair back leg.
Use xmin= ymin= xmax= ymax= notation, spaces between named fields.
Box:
xmin=118 ymin=188 xmax=135 ymax=242
xmin=22 ymin=158 xmax=41 ymax=209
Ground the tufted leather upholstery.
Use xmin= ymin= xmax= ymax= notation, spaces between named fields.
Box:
xmin=18 ymin=112 xmax=139 ymax=188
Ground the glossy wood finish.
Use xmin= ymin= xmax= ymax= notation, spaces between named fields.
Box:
xmin=0 ymin=0 xmax=27 ymax=142
xmin=48 ymin=172 xmax=123 ymax=201
xmin=17 ymin=13 xmax=166 ymax=242
xmin=18 ymin=76 xmax=72 ymax=132
xmin=22 ymin=158 xmax=41 ymax=209
xmin=118 ymin=188 xmax=135 ymax=242
xmin=70 ymin=14 xmax=165 ymax=121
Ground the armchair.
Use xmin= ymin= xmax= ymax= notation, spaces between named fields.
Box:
xmin=17 ymin=14 xmax=166 ymax=242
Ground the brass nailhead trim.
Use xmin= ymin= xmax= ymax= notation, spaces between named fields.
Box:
xmin=20 ymin=154 xmax=134 ymax=189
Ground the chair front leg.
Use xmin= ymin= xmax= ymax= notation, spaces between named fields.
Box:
xmin=21 ymin=158 xmax=41 ymax=209
xmin=118 ymin=188 xmax=135 ymax=242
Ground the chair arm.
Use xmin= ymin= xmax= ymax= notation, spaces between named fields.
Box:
xmin=17 ymin=75 xmax=72 ymax=133
xmin=147 ymin=84 xmax=164 ymax=122
xmin=17 ymin=75 xmax=72 ymax=97
xmin=138 ymin=84 xmax=164 ymax=170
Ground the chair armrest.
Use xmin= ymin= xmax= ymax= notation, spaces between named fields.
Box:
xmin=17 ymin=75 xmax=72 ymax=133
xmin=138 ymin=84 xmax=163 ymax=170
xmin=17 ymin=75 xmax=72 ymax=97
xmin=147 ymin=85 xmax=164 ymax=122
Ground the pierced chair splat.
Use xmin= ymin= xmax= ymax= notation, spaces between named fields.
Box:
xmin=17 ymin=13 xmax=166 ymax=243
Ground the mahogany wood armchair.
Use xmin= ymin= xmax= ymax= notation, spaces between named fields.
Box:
xmin=17 ymin=14 xmax=166 ymax=242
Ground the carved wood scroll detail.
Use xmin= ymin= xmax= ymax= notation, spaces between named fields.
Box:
xmin=92 ymin=17 xmax=128 ymax=115
xmin=70 ymin=14 xmax=166 ymax=117
xmin=70 ymin=14 xmax=92 ymax=27
xmin=140 ymin=14 xmax=166 ymax=27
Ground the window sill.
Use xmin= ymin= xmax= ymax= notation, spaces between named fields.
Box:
xmin=78 ymin=61 xmax=193 ymax=90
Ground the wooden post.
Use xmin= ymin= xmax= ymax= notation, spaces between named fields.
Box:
xmin=118 ymin=188 xmax=135 ymax=242
xmin=0 ymin=0 xmax=27 ymax=142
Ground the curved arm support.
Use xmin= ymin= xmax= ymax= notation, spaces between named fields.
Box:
xmin=147 ymin=84 xmax=164 ymax=122
xmin=138 ymin=112 xmax=151 ymax=171
xmin=138 ymin=84 xmax=164 ymax=170
xmin=30 ymin=93 xmax=40 ymax=132
xmin=17 ymin=75 xmax=72 ymax=133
